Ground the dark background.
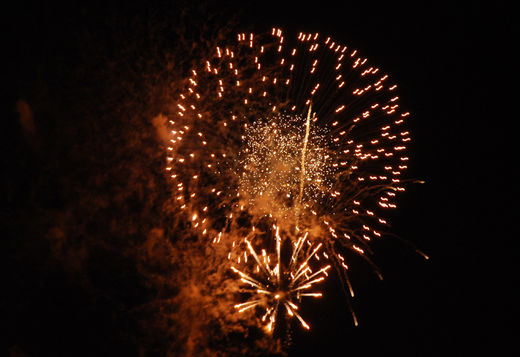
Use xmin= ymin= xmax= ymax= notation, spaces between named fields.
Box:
xmin=4 ymin=0 xmax=516 ymax=356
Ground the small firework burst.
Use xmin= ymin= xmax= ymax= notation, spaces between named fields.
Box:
xmin=232 ymin=227 xmax=330 ymax=332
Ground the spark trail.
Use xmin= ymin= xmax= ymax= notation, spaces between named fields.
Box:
xmin=295 ymin=104 xmax=314 ymax=231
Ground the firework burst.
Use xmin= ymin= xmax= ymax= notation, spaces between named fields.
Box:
xmin=232 ymin=227 xmax=330 ymax=332
xmin=166 ymin=27 xmax=426 ymax=331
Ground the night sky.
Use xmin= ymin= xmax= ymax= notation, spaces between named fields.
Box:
xmin=4 ymin=1 xmax=516 ymax=356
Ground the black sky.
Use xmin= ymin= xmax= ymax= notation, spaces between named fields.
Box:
xmin=4 ymin=1 xmax=516 ymax=356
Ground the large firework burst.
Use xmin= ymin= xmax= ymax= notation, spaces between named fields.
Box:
xmin=166 ymin=28 xmax=425 ymax=331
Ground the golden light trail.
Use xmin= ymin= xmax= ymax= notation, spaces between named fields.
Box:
xmin=295 ymin=104 xmax=314 ymax=231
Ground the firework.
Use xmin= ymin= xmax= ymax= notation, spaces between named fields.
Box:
xmin=166 ymin=28 xmax=425 ymax=330
xmin=232 ymin=227 xmax=329 ymax=332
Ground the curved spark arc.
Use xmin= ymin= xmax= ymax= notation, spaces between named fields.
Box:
xmin=167 ymin=27 xmax=427 ymax=329
xmin=232 ymin=228 xmax=330 ymax=332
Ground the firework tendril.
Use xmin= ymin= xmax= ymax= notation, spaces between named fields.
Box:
xmin=166 ymin=28 xmax=427 ymax=333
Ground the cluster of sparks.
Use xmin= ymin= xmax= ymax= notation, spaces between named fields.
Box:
xmin=237 ymin=114 xmax=334 ymax=221
xmin=166 ymin=28 xmax=426 ymax=333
